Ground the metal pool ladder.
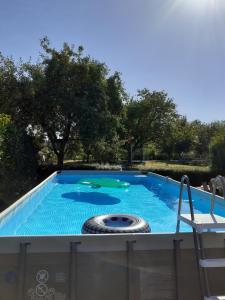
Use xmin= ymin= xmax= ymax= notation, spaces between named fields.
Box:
xmin=176 ymin=175 xmax=225 ymax=300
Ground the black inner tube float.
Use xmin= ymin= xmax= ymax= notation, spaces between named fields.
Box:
xmin=82 ymin=214 xmax=151 ymax=234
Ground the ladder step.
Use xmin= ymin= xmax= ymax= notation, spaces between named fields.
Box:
xmin=200 ymin=258 xmax=225 ymax=268
xmin=179 ymin=213 xmax=225 ymax=231
xmin=204 ymin=296 xmax=225 ymax=300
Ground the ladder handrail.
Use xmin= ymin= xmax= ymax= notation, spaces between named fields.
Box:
xmin=175 ymin=175 xmax=225 ymax=298
xmin=210 ymin=178 xmax=217 ymax=214
xmin=210 ymin=175 xmax=225 ymax=214
xmin=176 ymin=175 xmax=195 ymax=233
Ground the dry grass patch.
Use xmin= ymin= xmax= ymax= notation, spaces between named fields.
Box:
xmin=136 ymin=161 xmax=209 ymax=173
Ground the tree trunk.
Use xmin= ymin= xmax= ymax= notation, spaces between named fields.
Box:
xmin=86 ymin=152 xmax=90 ymax=163
xmin=128 ymin=144 xmax=133 ymax=166
xmin=141 ymin=145 xmax=144 ymax=162
xmin=57 ymin=151 xmax=65 ymax=170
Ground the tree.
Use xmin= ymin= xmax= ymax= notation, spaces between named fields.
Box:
xmin=210 ymin=130 xmax=225 ymax=173
xmin=191 ymin=120 xmax=211 ymax=159
xmin=172 ymin=117 xmax=195 ymax=159
xmin=0 ymin=113 xmax=11 ymax=134
xmin=123 ymin=89 xmax=177 ymax=164
xmin=0 ymin=54 xmax=19 ymax=115
xmin=21 ymin=39 xmax=87 ymax=168
xmin=11 ymin=38 xmax=125 ymax=168
xmin=0 ymin=114 xmax=11 ymax=161
xmin=79 ymin=71 xmax=125 ymax=162
xmin=0 ymin=114 xmax=38 ymax=204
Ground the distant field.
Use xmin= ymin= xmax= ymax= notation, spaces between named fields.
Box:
xmin=62 ymin=159 xmax=210 ymax=173
xmin=136 ymin=161 xmax=209 ymax=173
xmin=38 ymin=159 xmax=214 ymax=187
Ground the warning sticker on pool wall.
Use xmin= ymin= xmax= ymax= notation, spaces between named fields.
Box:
xmin=36 ymin=270 xmax=49 ymax=284
xmin=27 ymin=269 xmax=66 ymax=300
xmin=55 ymin=272 xmax=66 ymax=283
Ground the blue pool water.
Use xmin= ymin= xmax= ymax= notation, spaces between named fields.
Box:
xmin=0 ymin=172 xmax=225 ymax=236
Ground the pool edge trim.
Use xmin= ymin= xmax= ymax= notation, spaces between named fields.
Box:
xmin=148 ymin=171 xmax=224 ymax=201
xmin=0 ymin=170 xmax=223 ymax=240
xmin=0 ymin=171 xmax=58 ymax=222
xmin=1 ymin=232 xmax=225 ymax=253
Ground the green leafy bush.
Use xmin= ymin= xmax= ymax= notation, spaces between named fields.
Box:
xmin=0 ymin=116 xmax=38 ymax=207
xmin=210 ymin=133 xmax=225 ymax=173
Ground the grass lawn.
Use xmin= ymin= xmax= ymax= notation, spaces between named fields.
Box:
xmin=42 ymin=160 xmax=212 ymax=186
xmin=60 ymin=159 xmax=210 ymax=173
xmin=135 ymin=160 xmax=210 ymax=173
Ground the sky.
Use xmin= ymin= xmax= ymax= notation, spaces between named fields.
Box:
xmin=0 ymin=0 xmax=225 ymax=122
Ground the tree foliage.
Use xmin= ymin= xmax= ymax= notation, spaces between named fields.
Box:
xmin=1 ymin=37 xmax=225 ymax=175
xmin=0 ymin=115 xmax=38 ymax=204
xmin=124 ymin=89 xmax=177 ymax=163
xmin=5 ymin=38 xmax=125 ymax=168
xmin=210 ymin=130 xmax=225 ymax=172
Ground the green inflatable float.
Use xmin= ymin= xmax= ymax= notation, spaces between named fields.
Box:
xmin=78 ymin=178 xmax=130 ymax=189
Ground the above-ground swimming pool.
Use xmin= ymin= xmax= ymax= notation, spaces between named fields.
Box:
xmin=0 ymin=171 xmax=224 ymax=236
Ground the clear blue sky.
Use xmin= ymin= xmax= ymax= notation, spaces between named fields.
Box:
xmin=1 ymin=0 xmax=225 ymax=122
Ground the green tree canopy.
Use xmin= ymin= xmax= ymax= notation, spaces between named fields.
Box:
xmin=124 ymin=89 xmax=177 ymax=163
xmin=0 ymin=114 xmax=38 ymax=205
xmin=210 ymin=129 xmax=225 ymax=172
xmin=79 ymin=71 xmax=125 ymax=162
xmin=3 ymin=37 xmax=125 ymax=168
